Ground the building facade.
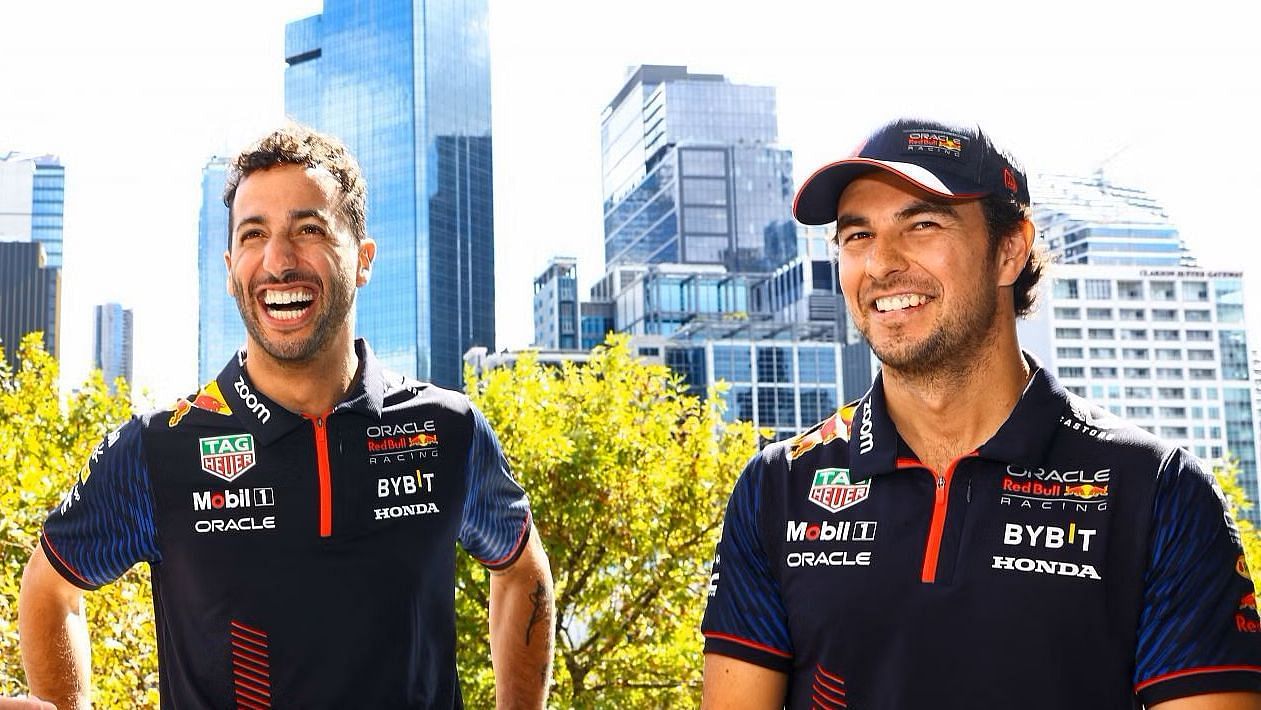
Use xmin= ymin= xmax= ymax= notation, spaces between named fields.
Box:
xmin=0 ymin=241 xmax=59 ymax=368
xmin=284 ymin=0 xmax=495 ymax=388
xmin=601 ymin=65 xmax=795 ymax=273
xmin=196 ymin=157 xmax=246 ymax=383
xmin=0 ymin=152 xmax=64 ymax=361
xmin=93 ymin=302 xmax=133 ymax=392
xmin=532 ymin=257 xmax=579 ymax=350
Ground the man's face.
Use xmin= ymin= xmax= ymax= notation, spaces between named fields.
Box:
xmin=224 ymin=163 xmax=374 ymax=364
xmin=835 ymin=172 xmax=1005 ymax=376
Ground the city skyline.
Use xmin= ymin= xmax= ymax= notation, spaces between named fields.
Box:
xmin=0 ymin=0 xmax=1258 ymax=403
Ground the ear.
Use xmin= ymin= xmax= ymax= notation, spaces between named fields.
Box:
xmin=356 ymin=238 xmax=377 ymax=287
xmin=997 ymin=219 xmax=1035 ymax=287
xmin=223 ymin=250 xmax=233 ymax=296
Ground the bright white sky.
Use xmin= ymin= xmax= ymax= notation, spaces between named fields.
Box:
xmin=1 ymin=0 xmax=1259 ymax=405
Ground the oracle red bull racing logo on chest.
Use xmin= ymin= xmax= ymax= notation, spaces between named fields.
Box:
xmin=807 ymin=468 xmax=871 ymax=513
xmin=199 ymin=434 xmax=257 ymax=482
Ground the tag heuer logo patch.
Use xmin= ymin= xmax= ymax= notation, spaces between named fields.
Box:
xmin=808 ymin=468 xmax=870 ymax=513
xmin=199 ymin=434 xmax=257 ymax=482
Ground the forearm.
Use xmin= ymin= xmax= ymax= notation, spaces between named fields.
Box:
xmin=19 ymin=545 xmax=92 ymax=710
xmin=488 ymin=529 xmax=554 ymax=710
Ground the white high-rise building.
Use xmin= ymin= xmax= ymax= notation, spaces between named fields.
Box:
xmin=93 ymin=302 xmax=133 ymax=393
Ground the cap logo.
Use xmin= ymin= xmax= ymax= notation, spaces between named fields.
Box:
xmin=1003 ymin=167 xmax=1018 ymax=193
xmin=903 ymin=129 xmax=966 ymax=159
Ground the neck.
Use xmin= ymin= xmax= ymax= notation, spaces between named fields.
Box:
xmin=881 ymin=325 xmax=1030 ymax=474
xmin=242 ymin=331 xmax=359 ymax=416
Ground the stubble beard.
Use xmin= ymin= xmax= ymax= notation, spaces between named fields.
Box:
xmin=860 ymin=278 xmax=1000 ymax=383
xmin=231 ymin=269 xmax=355 ymax=365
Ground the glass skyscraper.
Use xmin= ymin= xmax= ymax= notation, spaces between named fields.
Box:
xmin=284 ymin=0 xmax=495 ymax=388
xmin=601 ymin=66 xmax=795 ymax=273
xmin=0 ymin=151 xmax=64 ymax=360
xmin=94 ymin=302 xmax=133 ymax=393
xmin=197 ymin=156 xmax=245 ymax=383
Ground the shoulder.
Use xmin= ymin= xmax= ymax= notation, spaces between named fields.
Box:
xmin=381 ymin=369 xmax=473 ymax=417
xmin=1056 ymin=390 xmax=1173 ymax=470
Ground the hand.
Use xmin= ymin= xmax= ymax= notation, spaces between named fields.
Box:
xmin=0 ymin=696 xmax=57 ymax=709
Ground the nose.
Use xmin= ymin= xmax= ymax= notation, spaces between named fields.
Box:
xmin=260 ymin=233 xmax=298 ymax=279
xmin=864 ymin=233 xmax=908 ymax=281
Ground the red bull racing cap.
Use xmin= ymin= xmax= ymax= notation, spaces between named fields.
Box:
xmin=792 ymin=118 xmax=1030 ymax=225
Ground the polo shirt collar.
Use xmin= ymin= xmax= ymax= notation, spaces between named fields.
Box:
xmin=215 ymin=338 xmax=385 ymax=446
xmin=847 ymin=352 xmax=1066 ymax=481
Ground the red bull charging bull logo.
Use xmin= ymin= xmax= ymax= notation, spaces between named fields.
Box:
xmin=168 ymin=381 xmax=235 ymax=427
xmin=789 ymin=408 xmax=848 ymax=461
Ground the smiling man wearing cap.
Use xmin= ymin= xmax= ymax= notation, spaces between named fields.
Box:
xmin=700 ymin=118 xmax=1261 ymax=709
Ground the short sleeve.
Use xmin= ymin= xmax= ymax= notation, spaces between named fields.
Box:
xmin=702 ymin=452 xmax=793 ymax=672
xmin=41 ymin=418 xmax=160 ymax=590
xmin=1134 ymin=448 xmax=1261 ymax=704
xmin=457 ymin=405 xmax=531 ymax=570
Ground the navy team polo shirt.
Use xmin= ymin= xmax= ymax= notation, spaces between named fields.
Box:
xmin=41 ymin=340 xmax=531 ymax=709
xmin=703 ymin=356 xmax=1261 ymax=709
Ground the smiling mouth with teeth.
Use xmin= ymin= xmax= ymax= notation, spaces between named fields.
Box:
xmin=874 ymin=294 xmax=931 ymax=313
xmin=261 ymin=288 xmax=316 ymax=321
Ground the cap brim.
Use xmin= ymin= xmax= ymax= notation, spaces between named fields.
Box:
xmin=792 ymin=158 xmax=987 ymax=225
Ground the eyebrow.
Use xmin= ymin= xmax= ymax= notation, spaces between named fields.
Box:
xmin=234 ymin=209 xmax=332 ymax=234
xmin=834 ymin=200 xmax=960 ymax=232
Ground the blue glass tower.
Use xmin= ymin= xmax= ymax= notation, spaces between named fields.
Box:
xmin=197 ymin=157 xmax=245 ymax=383
xmin=284 ymin=0 xmax=495 ymax=388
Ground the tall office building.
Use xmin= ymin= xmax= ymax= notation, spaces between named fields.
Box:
xmin=0 ymin=241 xmax=59 ymax=369
xmin=0 ymin=152 xmax=64 ymax=362
xmin=1033 ymin=172 xmax=1196 ymax=266
xmin=602 ymin=65 xmax=795 ymax=273
xmin=196 ymin=157 xmax=246 ymax=383
xmin=94 ymin=302 xmax=133 ymax=392
xmin=284 ymin=0 xmax=495 ymax=388
xmin=1022 ymin=172 xmax=1260 ymax=521
xmin=533 ymin=257 xmax=579 ymax=350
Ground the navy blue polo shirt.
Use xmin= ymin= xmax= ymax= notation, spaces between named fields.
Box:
xmin=703 ymin=358 xmax=1261 ymax=708
xmin=41 ymin=340 xmax=530 ymax=709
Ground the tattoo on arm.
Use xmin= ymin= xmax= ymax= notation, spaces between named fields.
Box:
xmin=525 ymin=580 xmax=549 ymax=646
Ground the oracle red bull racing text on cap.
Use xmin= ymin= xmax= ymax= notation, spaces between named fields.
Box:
xmin=792 ymin=118 xmax=1031 ymax=225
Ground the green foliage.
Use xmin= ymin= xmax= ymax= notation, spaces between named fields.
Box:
xmin=458 ymin=335 xmax=758 ymax=708
xmin=1214 ymin=456 xmax=1261 ymax=592
xmin=0 ymin=333 xmax=157 ymax=707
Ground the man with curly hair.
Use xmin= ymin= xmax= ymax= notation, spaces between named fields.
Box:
xmin=19 ymin=124 xmax=554 ymax=709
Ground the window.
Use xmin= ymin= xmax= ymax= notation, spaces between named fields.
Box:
xmin=1117 ymin=280 xmax=1144 ymax=300
xmin=1054 ymin=307 xmax=1081 ymax=320
xmin=1056 ymin=328 xmax=1082 ymax=339
xmin=1121 ymin=329 xmax=1148 ymax=341
xmin=1156 ymin=367 xmax=1184 ymax=380
xmin=1189 ymin=368 xmax=1217 ymax=380
xmin=1053 ymin=279 xmax=1079 ymax=299
xmin=1123 ymin=367 xmax=1150 ymax=379
xmin=1066 ymin=386 xmax=1087 ymax=397
xmin=1125 ymin=386 xmax=1152 ymax=399
xmin=1087 ymin=307 xmax=1113 ymax=320
xmin=1152 ymin=309 xmax=1177 ymax=322
xmin=1092 ymin=367 xmax=1118 ymax=378
xmin=1157 ymin=387 xmax=1185 ymax=399
xmin=713 ymin=346 xmax=752 ymax=382
xmin=756 ymin=347 xmax=792 ymax=383
xmin=1159 ymin=406 xmax=1187 ymax=418
xmin=1154 ymin=329 xmax=1180 ymax=341
xmin=1085 ymin=279 xmax=1113 ymax=299
xmin=1150 ymin=281 xmax=1176 ymax=301
xmin=1088 ymin=328 xmax=1115 ymax=340
xmin=1186 ymin=330 xmax=1212 ymax=342
xmin=1160 ymin=426 xmax=1189 ymax=439
xmin=1122 ymin=348 xmax=1149 ymax=360
xmin=1057 ymin=347 xmax=1084 ymax=359
xmin=1155 ymin=348 xmax=1182 ymax=361
xmin=1209 ymin=406 xmax=1221 ymax=419
xmin=1059 ymin=366 xmax=1085 ymax=379
xmin=1120 ymin=308 xmax=1145 ymax=321
xmin=1089 ymin=347 xmax=1116 ymax=359
xmin=1185 ymin=309 xmax=1211 ymax=322
xmin=1126 ymin=406 xmax=1154 ymax=418
xmin=1182 ymin=281 xmax=1208 ymax=301
xmin=1187 ymin=349 xmax=1214 ymax=361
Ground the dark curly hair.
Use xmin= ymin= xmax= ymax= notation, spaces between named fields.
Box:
xmin=981 ymin=193 xmax=1045 ymax=319
xmin=223 ymin=123 xmax=367 ymax=248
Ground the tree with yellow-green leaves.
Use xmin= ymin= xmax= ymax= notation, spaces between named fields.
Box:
xmin=0 ymin=333 xmax=157 ymax=707
xmin=456 ymin=336 xmax=759 ymax=709
xmin=1215 ymin=456 xmax=1261 ymax=592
